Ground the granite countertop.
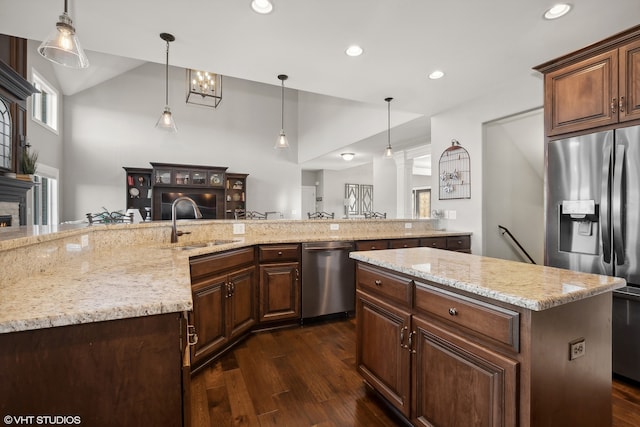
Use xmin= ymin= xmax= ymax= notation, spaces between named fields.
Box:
xmin=350 ymin=247 xmax=626 ymax=311
xmin=0 ymin=219 xmax=468 ymax=334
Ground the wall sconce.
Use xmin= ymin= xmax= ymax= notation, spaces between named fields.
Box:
xmin=186 ymin=69 xmax=223 ymax=108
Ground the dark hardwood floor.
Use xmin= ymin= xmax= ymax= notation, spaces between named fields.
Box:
xmin=190 ymin=317 xmax=640 ymax=427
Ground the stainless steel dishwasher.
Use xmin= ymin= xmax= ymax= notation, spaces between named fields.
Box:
xmin=301 ymin=241 xmax=355 ymax=319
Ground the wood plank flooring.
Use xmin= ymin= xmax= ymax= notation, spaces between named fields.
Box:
xmin=190 ymin=317 xmax=640 ymax=427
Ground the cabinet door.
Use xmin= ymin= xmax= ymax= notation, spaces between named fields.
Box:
xmin=190 ymin=274 xmax=228 ymax=366
xmin=619 ymin=39 xmax=640 ymax=122
xmin=227 ymin=266 xmax=257 ymax=339
xmin=411 ymin=317 xmax=518 ymax=427
xmin=259 ymin=262 xmax=300 ymax=322
xmin=356 ymin=290 xmax=412 ymax=418
xmin=545 ymin=49 xmax=618 ymax=136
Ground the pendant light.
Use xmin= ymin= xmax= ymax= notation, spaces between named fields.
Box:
xmin=156 ymin=33 xmax=177 ymax=132
xmin=275 ymin=74 xmax=289 ymax=149
xmin=383 ymin=97 xmax=393 ymax=158
xmin=38 ymin=0 xmax=89 ymax=69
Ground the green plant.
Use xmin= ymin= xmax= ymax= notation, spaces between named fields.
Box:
xmin=21 ymin=147 xmax=38 ymax=175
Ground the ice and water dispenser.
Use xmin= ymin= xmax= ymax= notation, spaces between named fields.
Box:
xmin=558 ymin=200 xmax=600 ymax=255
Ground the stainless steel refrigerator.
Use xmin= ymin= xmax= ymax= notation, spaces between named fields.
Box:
xmin=546 ymin=125 xmax=640 ymax=382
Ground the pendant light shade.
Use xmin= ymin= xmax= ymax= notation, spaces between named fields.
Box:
xmin=38 ymin=0 xmax=89 ymax=69
xmin=275 ymin=74 xmax=289 ymax=149
xmin=156 ymin=33 xmax=177 ymax=132
xmin=384 ymin=97 xmax=393 ymax=158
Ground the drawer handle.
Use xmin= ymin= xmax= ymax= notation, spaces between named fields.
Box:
xmin=374 ymin=280 xmax=383 ymax=286
xmin=448 ymin=308 xmax=458 ymax=316
xmin=371 ymin=246 xmax=376 ymax=250
xmin=400 ymin=326 xmax=408 ymax=348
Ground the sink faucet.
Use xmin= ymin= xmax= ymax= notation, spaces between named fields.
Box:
xmin=171 ymin=196 xmax=203 ymax=243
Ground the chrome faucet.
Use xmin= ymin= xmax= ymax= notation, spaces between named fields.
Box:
xmin=171 ymin=196 xmax=203 ymax=243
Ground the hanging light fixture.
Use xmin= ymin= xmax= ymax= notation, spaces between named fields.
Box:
xmin=186 ymin=69 xmax=223 ymax=108
xmin=383 ymin=97 xmax=394 ymax=158
xmin=156 ymin=33 xmax=177 ymax=132
xmin=275 ymin=74 xmax=289 ymax=149
xmin=38 ymin=0 xmax=89 ymax=69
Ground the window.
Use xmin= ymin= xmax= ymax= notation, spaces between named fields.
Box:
xmin=30 ymin=165 xmax=59 ymax=226
xmin=0 ymin=97 xmax=11 ymax=170
xmin=31 ymin=69 xmax=58 ymax=133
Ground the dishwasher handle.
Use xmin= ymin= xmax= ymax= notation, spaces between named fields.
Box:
xmin=303 ymin=245 xmax=353 ymax=251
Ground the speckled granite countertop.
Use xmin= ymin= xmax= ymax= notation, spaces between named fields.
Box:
xmin=350 ymin=247 xmax=625 ymax=311
xmin=0 ymin=219 xmax=463 ymax=334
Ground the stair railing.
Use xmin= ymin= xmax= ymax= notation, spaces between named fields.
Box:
xmin=497 ymin=225 xmax=536 ymax=264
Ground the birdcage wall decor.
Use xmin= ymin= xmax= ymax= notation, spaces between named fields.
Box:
xmin=438 ymin=139 xmax=470 ymax=200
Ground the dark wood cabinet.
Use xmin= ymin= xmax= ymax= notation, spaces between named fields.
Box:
xmin=0 ymin=313 xmax=188 ymax=427
xmin=356 ymin=262 xmax=519 ymax=427
xmin=189 ymin=247 xmax=256 ymax=371
xmin=619 ymin=38 xmax=640 ymax=123
xmin=536 ymin=25 xmax=640 ymax=136
xmin=355 ymin=239 xmax=389 ymax=251
xmin=258 ymin=244 xmax=300 ymax=323
xmin=123 ymin=167 xmax=152 ymax=220
xmin=411 ymin=317 xmax=518 ymax=427
xmin=357 ymin=235 xmax=471 ymax=253
xmin=356 ymin=289 xmax=412 ymax=417
xmin=225 ymin=173 xmax=248 ymax=219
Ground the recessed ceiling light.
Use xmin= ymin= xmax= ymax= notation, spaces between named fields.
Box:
xmin=341 ymin=153 xmax=355 ymax=161
xmin=345 ymin=45 xmax=363 ymax=57
xmin=428 ymin=70 xmax=445 ymax=80
xmin=544 ymin=3 xmax=572 ymax=20
xmin=251 ymin=0 xmax=273 ymax=14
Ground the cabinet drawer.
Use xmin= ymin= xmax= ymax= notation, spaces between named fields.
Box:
xmin=190 ymin=247 xmax=255 ymax=281
xmin=389 ymin=238 xmax=420 ymax=249
xmin=355 ymin=240 xmax=389 ymax=251
xmin=356 ymin=263 xmax=412 ymax=307
xmin=258 ymin=244 xmax=300 ymax=263
xmin=415 ymin=283 xmax=519 ymax=352
xmin=420 ymin=237 xmax=447 ymax=249
xmin=446 ymin=235 xmax=470 ymax=252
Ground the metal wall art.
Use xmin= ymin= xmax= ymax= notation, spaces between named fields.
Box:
xmin=438 ymin=139 xmax=470 ymax=200
xmin=345 ymin=183 xmax=374 ymax=215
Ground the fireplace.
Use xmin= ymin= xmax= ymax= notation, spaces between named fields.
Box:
xmin=0 ymin=176 xmax=33 ymax=226
xmin=0 ymin=214 xmax=11 ymax=227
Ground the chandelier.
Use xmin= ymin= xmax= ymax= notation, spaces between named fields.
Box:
xmin=186 ymin=69 xmax=223 ymax=108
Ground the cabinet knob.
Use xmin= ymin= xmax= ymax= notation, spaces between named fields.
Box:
xmin=448 ymin=308 xmax=458 ymax=316
xmin=278 ymin=251 xmax=283 ymax=256
xmin=371 ymin=246 xmax=376 ymax=250
xmin=374 ymin=280 xmax=383 ymax=286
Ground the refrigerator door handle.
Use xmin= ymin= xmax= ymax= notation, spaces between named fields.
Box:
xmin=601 ymin=138 xmax=613 ymax=264
xmin=613 ymin=144 xmax=626 ymax=265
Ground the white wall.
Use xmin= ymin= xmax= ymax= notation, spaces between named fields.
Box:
xmin=483 ymin=109 xmax=544 ymax=263
xmin=373 ymin=156 xmax=397 ymax=218
xmin=61 ymin=63 xmax=301 ymax=221
xmin=431 ymin=75 xmax=543 ymax=255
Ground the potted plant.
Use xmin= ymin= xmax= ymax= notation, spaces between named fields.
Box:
xmin=20 ymin=146 xmax=38 ymax=180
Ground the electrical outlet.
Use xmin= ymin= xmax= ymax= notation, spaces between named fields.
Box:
xmin=330 ymin=223 xmax=339 ymax=231
xmin=81 ymin=234 xmax=89 ymax=248
xmin=448 ymin=210 xmax=457 ymax=220
xmin=233 ymin=223 xmax=245 ymax=235
xmin=405 ymin=222 xmax=412 ymax=229
xmin=569 ymin=338 xmax=586 ymax=360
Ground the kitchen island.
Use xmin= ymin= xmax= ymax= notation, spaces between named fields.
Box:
xmin=350 ymin=247 xmax=625 ymax=427
xmin=0 ymin=218 xmax=464 ymax=426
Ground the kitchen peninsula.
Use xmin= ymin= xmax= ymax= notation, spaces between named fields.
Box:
xmin=351 ymin=247 xmax=625 ymax=427
xmin=0 ymin=218 xmax=465 ymax=426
